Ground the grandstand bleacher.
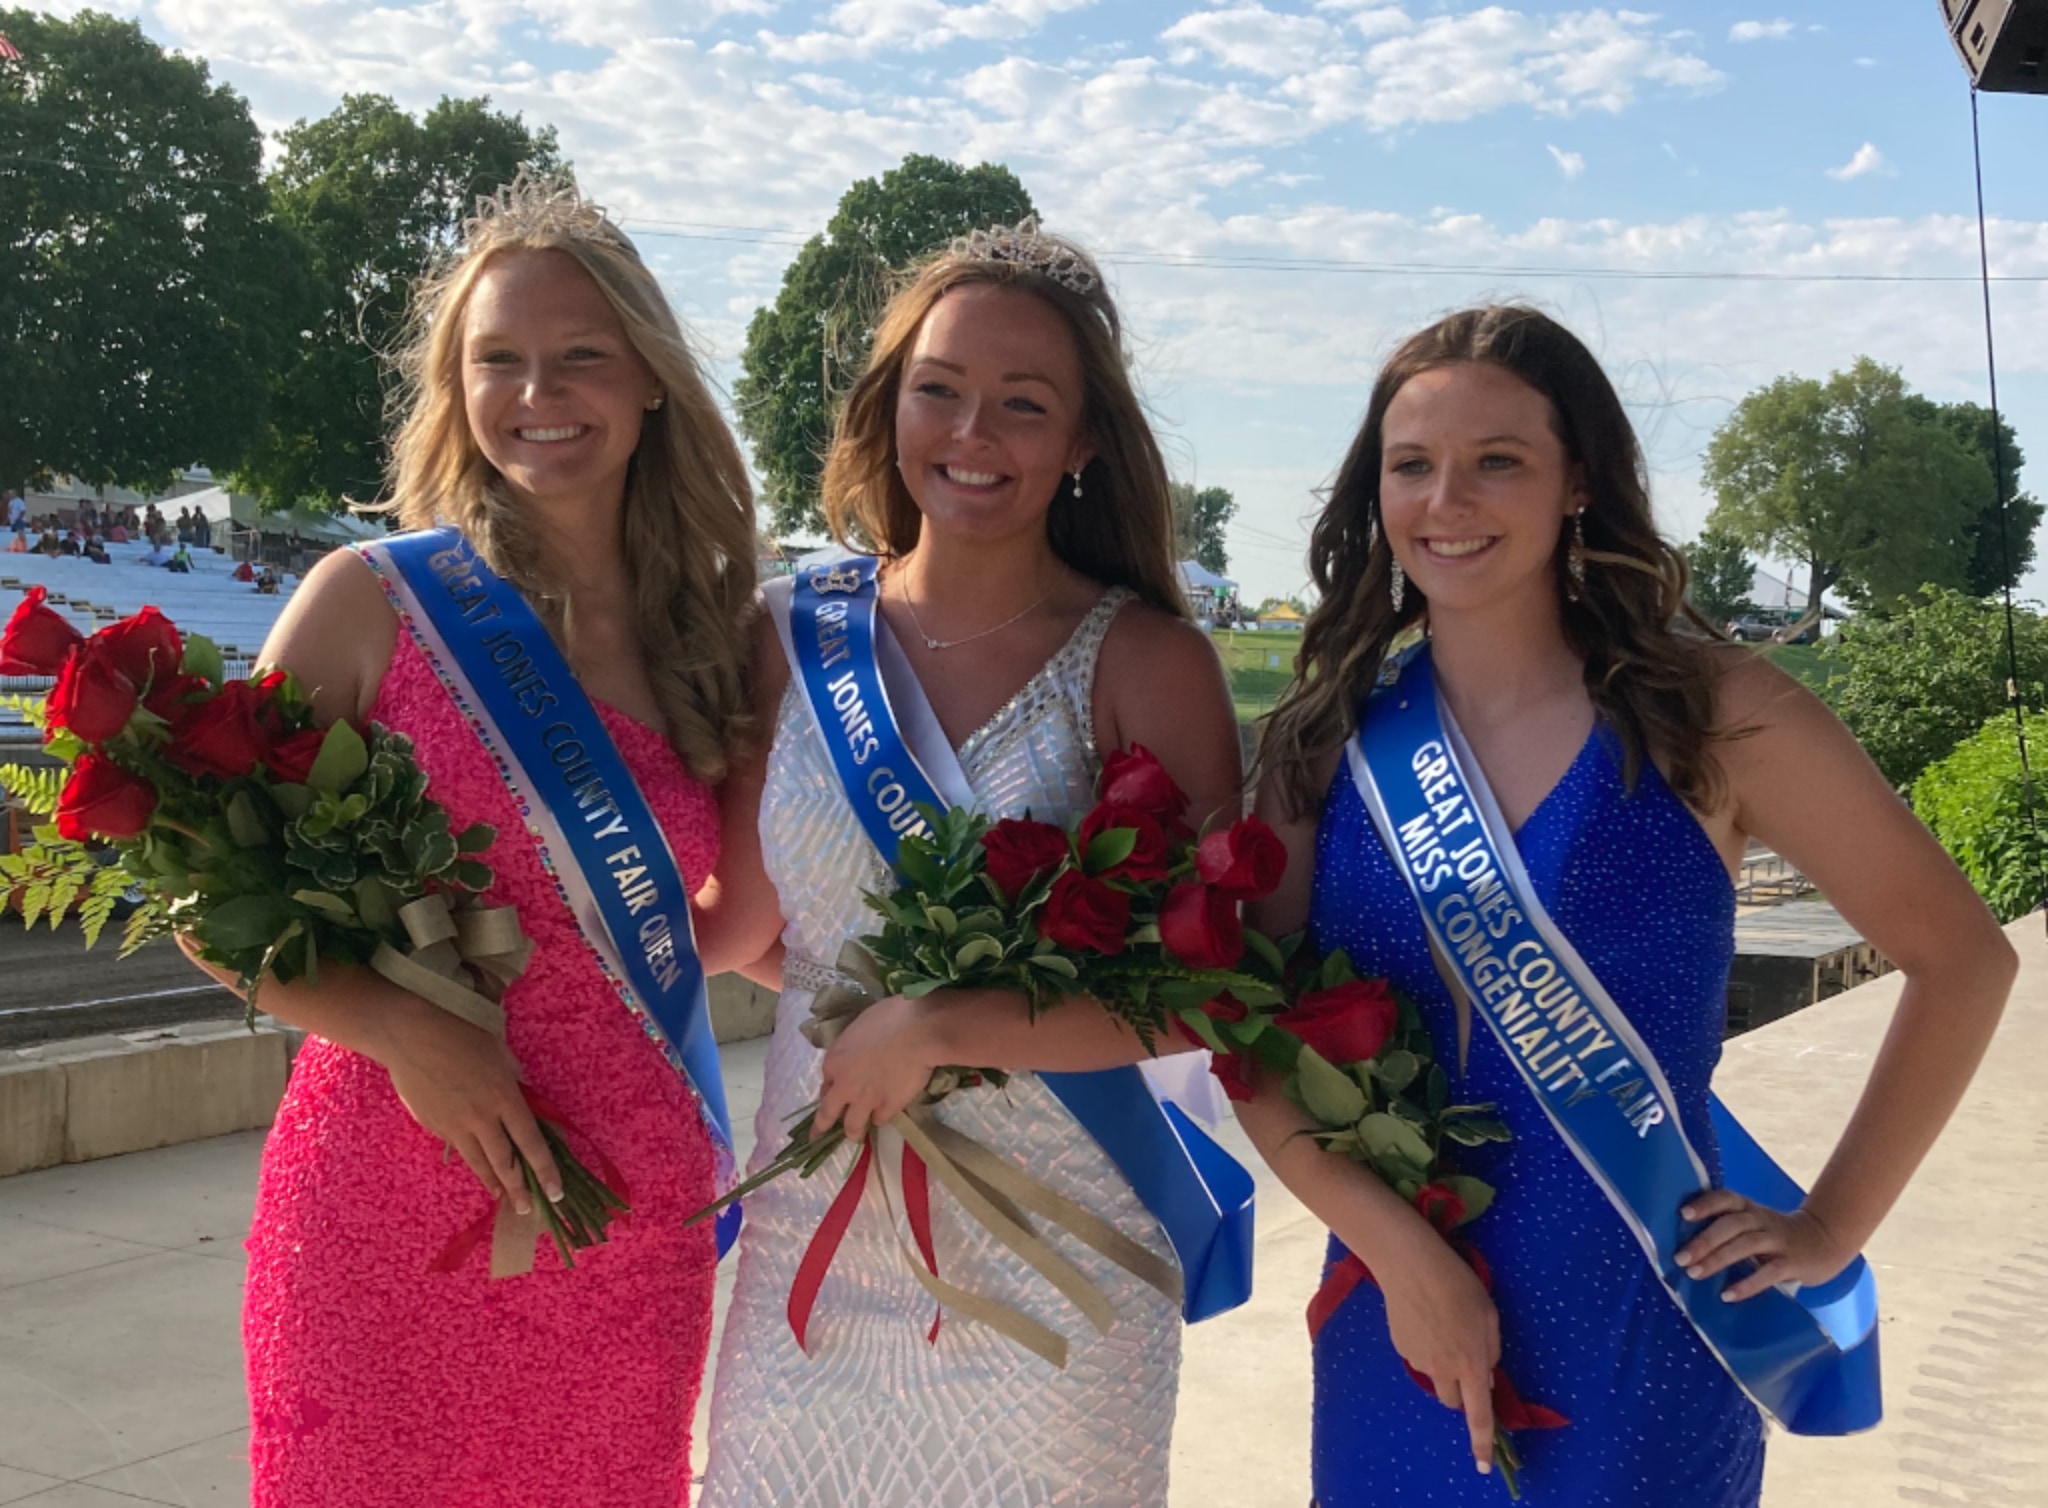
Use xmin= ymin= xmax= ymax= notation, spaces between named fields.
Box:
xmin=1 ymin=540 xmax=298 ymax=748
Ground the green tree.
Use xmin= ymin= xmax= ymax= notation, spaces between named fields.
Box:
xmin=1170 ymin=482 xmax=1236 ymax=574
xmin=1912 ymin=709 xmax=2048 ymax=922
xmin=1818 ymin=585 xmax=2048 ymax=789
xmin=1255 ymin=596 xmax=1308 ymax=616
xmin=1683 ymin=526 xmax=1756 ymax=624
xmin=237 ymin=94 xmax=562 ymax=510
xmin=736 ymin=155 xmax=1034 ymax=537
xmin=0 ymin=9 xmax=295 ymax=490
xmin=1904 ymin=397 xmax=2041 ymax=596
xmin=1703 ymin=358 xmax=1992 ymax=629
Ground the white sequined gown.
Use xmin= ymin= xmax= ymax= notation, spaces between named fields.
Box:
xmin=701 ymin=588 xmax=1181 ymax=1508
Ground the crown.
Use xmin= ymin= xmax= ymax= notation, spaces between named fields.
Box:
xmin=948 ymin=217 xmax=1101 ymax=298
xmin=807 ymin=562 xmax=865 ymax=596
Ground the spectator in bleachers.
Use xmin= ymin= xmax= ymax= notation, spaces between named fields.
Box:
xmin=84 ymin=536 xmax=111 ymax=565
xmin=120 ymin=506 xmax=140 ymax=533
xmin=168 ymin=541 xmax=194 ymax=574
xmin=231 ymin=557 xmax=256 ymax=583
xmin=79 ymin=500 xmax=100 ymax=532
xmin=5 ymin=490 xmax=24 ymax=539
xmin=254 ymin=563 xmax=280 ymax=593
xmin=145 ymin=537 xmax=175 ymax=567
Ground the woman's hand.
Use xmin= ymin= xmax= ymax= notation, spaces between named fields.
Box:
xmin=816 ymin=993 xmax=939 ymax=1144
xmin=375 ymin=1001 xmax=563 ymax=1214
xmin=1376 ymin=1227 xmax=1502 ymax=1475
xmin=1677 ymin=1191 xmax=1852 ymax=1302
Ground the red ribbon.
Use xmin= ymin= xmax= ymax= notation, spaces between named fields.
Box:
xmin=1305 ymin=1243 xmax=1569 ymax=1433
xmin=901 ymin=1145 xmax=943 ymax=1344
xmin=788 ymin=1140 xmax=875 ymax=1354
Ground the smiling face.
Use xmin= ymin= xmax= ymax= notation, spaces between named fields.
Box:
xmin=1378 ymin=361 xmax=1588 ymax=617
xmin=892 ymin=282 xmax=1094 ymax=548
xmin=461 ymin=248 xmax=659 ymax=511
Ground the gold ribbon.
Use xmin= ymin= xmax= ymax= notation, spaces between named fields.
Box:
xmin=793 ymin=940 xmax=1184 ymax=1364
xmin=370 ymin=894 xmax=540 ymax=1277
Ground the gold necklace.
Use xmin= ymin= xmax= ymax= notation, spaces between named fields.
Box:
xmin=896 ymin=565 xmax=1056 ymax=651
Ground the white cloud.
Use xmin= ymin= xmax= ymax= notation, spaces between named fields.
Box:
xmin=1547 ymin=143 xmax=1585 ymax=179
xmin=1728 ymin=19 xmax=1796 ymax=43
xmin=1826 ymin=142 xmax=1891 ymax=181
xmin=1164 ymin=5 xmax=1337 ymax=78
xmin=759 ymin=0 xmax=1094 ymax=60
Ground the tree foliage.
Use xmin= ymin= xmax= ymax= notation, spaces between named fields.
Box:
xmin=1817 ymin=585 xmax=2048 ymax=790
xmin=1904 ymin=397 xmax=2042 ymax=596
xmin=237 ymin=94 xmax=562 ymax=510
xmin=1682 ymin=526 xmax=1755 ymax=625
xmin=1703 ymin=358 xmax=1992 ymax=625
xmin=735 ymin=155 xmax=1034 ymax=538
xmin=1912 ymin=709 xmax=2048 ymax=923
xmin=1170 ymin=482 xmax=1236 ymax=574
xmin=0 ymin=9 xmax=294 ymax=491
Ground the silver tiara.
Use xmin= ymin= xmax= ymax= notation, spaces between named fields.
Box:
xmin=948 ymin=217 xmax=1100 ymax=298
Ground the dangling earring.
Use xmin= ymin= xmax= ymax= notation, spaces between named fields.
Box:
xmin=1070 ymin=468 xmax=1084 ymax=499
xmin=1390 ymin=557 xmax=1406 ymax=612
xmin=1566 ymin=510 xmax=1587 ymax=600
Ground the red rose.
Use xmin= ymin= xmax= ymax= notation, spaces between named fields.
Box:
xmin=55 ymin=752 xmax=157 ymax=840
xmin=1037 ymin=871 xmax=1133 ymax=955
xmin=166 ymin=680 xmax=269 ymax=780
xmin=1158 ymin=882 xmax=1243 ymax=970
xmin=266 ymin=726 xmax=329 ymax=785
xmin=1412 ymin=1182 xmax=1469 ymax=1236
xmin=1078 ymin=802 xmax=1172 ymax=882
xmin=1196 ymin=817 xmax=1287 ymax=901
xmin=90 ymin=608 xmax=182 ymax=690
xmin=142 ymin=672 xmax=208 ymax=722
xmin=0 ymin=587 xmax=85 ymax=675
xmin=1209 ymin=1049 xmax=1257 ymax=1103
xmin=980 ymin=818 xmax=1073 ymax=900
xmin=1098 ymin=745 xmax=1189 ymax=829
xmin=1276 ymin=977 xmax=1400 ymax=1067
xmin=1173 ymin=990 xmax=1251 ymax=1048
xmin=46 ymin=645 xmax=140 ymax=744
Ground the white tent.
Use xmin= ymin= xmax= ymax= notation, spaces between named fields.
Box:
xmin=183 ymin=486 xmax=384 ymax=546
xmin=1178 ymin=560 xmax=1236 ymax=598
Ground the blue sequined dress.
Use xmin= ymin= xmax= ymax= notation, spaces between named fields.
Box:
xmin=1307 ymin=723 xmax=1765 ymax=1507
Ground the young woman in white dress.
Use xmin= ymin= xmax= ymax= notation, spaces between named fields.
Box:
xmin=698 ymin=226 xmax=1240 ymax=1507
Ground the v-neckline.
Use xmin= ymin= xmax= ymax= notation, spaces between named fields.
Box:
xmin=1504 ymin=720 xmax=1602 ymax=841
xmin=883 ymin=587 xmax=1122 ymax=763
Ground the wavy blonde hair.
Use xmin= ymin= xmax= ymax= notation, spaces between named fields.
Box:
xmin=1262 ymin=305 xmax=1729 ymax=818
xmin=385 ymin=176 xmax=757 ymax=783
xmin=820 ymin=228 xmax=1187 ymax=617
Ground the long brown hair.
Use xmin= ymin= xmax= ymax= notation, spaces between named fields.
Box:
xmin=1263 ymin=304 xmax=1727 ymax=817
xmin=820 ymin=227 xmax=1186 ymax=618
xmin=385 ymin=176 xmax=757 ymax=783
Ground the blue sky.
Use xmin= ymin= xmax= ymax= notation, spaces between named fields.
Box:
xmin=32 ymin=0 xmax=2048 ymax=604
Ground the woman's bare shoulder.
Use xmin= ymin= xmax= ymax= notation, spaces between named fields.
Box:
xmin=260 ymin=548 xmax=398 ymax=725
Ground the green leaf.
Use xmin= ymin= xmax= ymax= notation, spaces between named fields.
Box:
xmin=1243 ymin=928 xmax=1286 ymax=975
xmin=1437 ymin=1175 xmax=1494 ymax=1226
xmin=1083 ymin=826 xmax=1139 ymax=874
xmin=291 ymin=889 xmax=358 ymax=923
xmin=926 ymin=905 xmax=958 ymax=937
xmin=451 ymin=859 xmax=493 ymax=892
xmin=1317 ymin=948 xmax=1356 ymax=992
xmin=1176 ymin=1008 xmax=1229 ymax=1054
xmin=1374 ymin=1048 xmax=1421 ymax=1095
xmin=353 ymin=876 xmax=398 ymax=933
xmin=456 ymin=822 xmax=496 ymax=854
xmin=900 ymin=977 xmax=950 ymax=998
xmin=306 ymin=720 xmax=369 ymax=795
xmin=953 ymin=935 xmax=1004 ymax=970
xmin=195 ymin=893 xmax=299 ymax=953
xmin=180 ymin=634 xmax=225 ymax=688
xmin=270 ymin=783 xmax=316 ymax=820
xmin=226 ymin=792 xmax=271 ymax=849
xmin=1296 ymin=1046 xmax=1369 ymax=1125
xmin=1361 ymin=1111 xmax=1434 ymax=1168
xmin=1025 ymin=953 xmax=1079 ymax=979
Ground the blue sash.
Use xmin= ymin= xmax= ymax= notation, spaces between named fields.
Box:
xmin=774 ymin=556 xmax=1255 ymax=1322
xmin=362 ymin=529 xmax=740 ymax=1257
xmin=1346 ymin=643 xmax=1880 ymax=1434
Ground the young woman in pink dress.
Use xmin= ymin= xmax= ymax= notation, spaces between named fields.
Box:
xmin=183 ymin=181 xmax=761 ymax=1507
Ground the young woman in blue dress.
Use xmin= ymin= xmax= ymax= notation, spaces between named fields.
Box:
xmin=1241 ymin=305 xmax=2015 ymax=1506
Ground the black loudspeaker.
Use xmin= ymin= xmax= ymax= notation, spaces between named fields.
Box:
xmin=1941 ymin=0 xmax=2048 ymax=92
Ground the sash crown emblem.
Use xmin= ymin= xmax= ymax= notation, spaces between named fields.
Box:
xmin=808 ymin=562 xmax=864 ymax=596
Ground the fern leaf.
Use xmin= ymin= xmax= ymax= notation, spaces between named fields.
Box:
xmin=0 ymin=693 xmax=48 ymax=730
xmin=0 ymin=763 xmax=64 ymax=817
xmin=78 ymin=889 xmax=118 ymax=949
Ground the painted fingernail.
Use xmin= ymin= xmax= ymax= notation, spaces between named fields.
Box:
xmin=1681 ymin=1205 xmax=1698 ymax=1220
xmin=1478 ymin=1462 xmax=1491 ymax=1475
xmin=1687 ymin=1265 xmax=1704 ymax=1279
xmin=1721 ymin=1289 xmax=1739 ymax=1303
xmin=547 ymin=1185 xmax=565 ymax=1204
xmin=515 ymin=1196 xmax=533 ymax=1216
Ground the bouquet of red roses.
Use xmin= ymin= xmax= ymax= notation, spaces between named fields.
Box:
xmin=1193 ymin=954 xmax=1563 ymax=1497
xmin=0 ymin=589 xmax=625 ymax=1271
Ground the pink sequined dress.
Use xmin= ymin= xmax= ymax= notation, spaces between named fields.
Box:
xmin=243 ymin=629 xmax=723 ymax=1508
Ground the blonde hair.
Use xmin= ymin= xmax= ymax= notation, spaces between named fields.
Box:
xmin=385 ymin=176 xmax=757 ymax=783
xmin=820 ymin=229 xmax=1187 ymax=617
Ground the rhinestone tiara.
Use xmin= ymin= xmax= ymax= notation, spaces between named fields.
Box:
xmin=947 ymin=217 xmax=1101 ymax=297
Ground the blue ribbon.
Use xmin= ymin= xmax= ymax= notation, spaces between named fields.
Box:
xmin=786 ymin=556 xmax=1255 ymax=1322
xmin=1348 ymin=643 xmax=1879 ymax=1434
xmin=371 ymin=530 xmax=740 ymax=1257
